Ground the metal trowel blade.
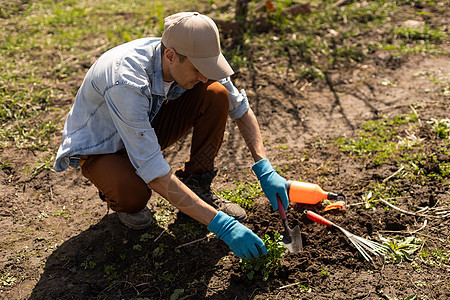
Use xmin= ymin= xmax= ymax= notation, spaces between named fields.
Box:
xmin=280 ymin=225 xmax=303 ymax=253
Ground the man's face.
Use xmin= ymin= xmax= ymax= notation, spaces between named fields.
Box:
xmin=165 ymin=50 xmax=208 ymax=90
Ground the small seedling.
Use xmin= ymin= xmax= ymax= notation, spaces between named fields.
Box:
xmin=104 ymin=265 xmax=119 ymax=281
xmin=81 ymin=258 xmax=96 ymax=270
xmin=428 ymin=118 xmax=450 ymax=139
xmin=0 ymin=273 xmax=17 ymax=287
xmin=320 ymin=269 xmax=330 ymax=277
xmin=140 ymin=233 xmax=154 ymax=242
xmin=240 ymin=232 xmax=287 ymax=281
xmin=169 ymin=288 xmax=191 ymax=300
xmin=361 ymin=190 xmax=375 ymax=210
xmin=153 ymin=244 xmax=166 ymax=259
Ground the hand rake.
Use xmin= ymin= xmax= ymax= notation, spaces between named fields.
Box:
xmin=304 ymin=210 xmax=390 ymax=262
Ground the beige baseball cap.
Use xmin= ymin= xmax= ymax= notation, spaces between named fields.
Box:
xmin=162 ymin=12 xmax=234 ymax=80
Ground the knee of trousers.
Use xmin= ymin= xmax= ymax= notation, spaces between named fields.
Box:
xmin=106 ymin=178 xmax=151 ymax=214
xmin=205 ymin=81 xmax=230 ymax=116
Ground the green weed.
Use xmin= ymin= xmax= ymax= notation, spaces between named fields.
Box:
xmin=0 ymin=160 xmax=12 ymax=170
xmin=169 ymin=288 xmax=191 ymax=300
xmin=81 ymin=258 xmax=97 ymax=270
xmin=0 ymin=272 xmax=17 ymax=287
xmin=218 ymin=181 xmax=263 ymax=209
xmin=104 ymin=265 xmax=119 ymax=281
xmin=428 ymin=118 xmax=450 ymax=138
xmin=51 ymin=208 xmax=67 ymax=217
xmin=380 ymin=236 xmax=422 ymax=263
xmin=335 ymin=112 xmax=422 ymax=166
xmin=240 ymin=232 xmax=287 ymax=281
xmin=420 ymin=248 xmax=450 ymax=267
xmin=393 ymin=26 xmax=445 ymax=43
xmin=153 ymin=244 xmax=166 ymax=259
xmin=154 ymin=197 xmax=176 ymax=226
xmin=133 ymin=244 xmax=142 ymax=251
xmin=361 ymin=190 xmax=376 ymax=210
xmin=26 ymin=154 xmax=56 ymax=177
xmin=140 ymin=233 xmax=155 ymax=242
xmin=104 ymin=242 xmax=114 ymax=253
xmin=299 ymin=284 xmax=311 ymax=292
xmin=369 ymin=182 xmax=406 ymax=201
xmin=179 ymin=222 xmax=203 ymax=237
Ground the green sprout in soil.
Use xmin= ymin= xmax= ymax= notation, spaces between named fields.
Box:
xmin=335 ymin=112 xmax=420 ymax=166
xmin=0 ymin=272 xmax=17 ymax=287
xmin=218 ymin=181 xmax=263 ymax=209
xmin=240 ymin=232 xmax=287 ymax=281
xmin=428 ymin=118 xmax=450 ymax=139
xmin=169 ymin=288 xmax=192 ymax=300
xmin=420 ymin=248 xmax=450 ymax=268
xmin=361 ymin=190 xmax=376 ymax=210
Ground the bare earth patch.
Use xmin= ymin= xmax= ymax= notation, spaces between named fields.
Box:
xmin=1 ymin=49 xmax=448 ymax=299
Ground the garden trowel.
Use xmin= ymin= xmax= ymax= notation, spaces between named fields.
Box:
xmin=277 ymin=196 xmax=303 ymax=253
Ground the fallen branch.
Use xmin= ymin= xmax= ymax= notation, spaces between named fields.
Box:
xmin=409 ymin=219 xmax=427 ymax=234
xmin=175 ymin=232 xmax=214 ymax=250
xmin=153 ymin=228 xmax=167 ymax=243
xmin=379 ymin=219 xmax=428 ymax=235
xmin=383 ymin=166 xmax=404 ymax=182
xmin=376 ymin=198 xmax=443 ymax=219
xmin=277 ymin=282 xmax=301 ymax=290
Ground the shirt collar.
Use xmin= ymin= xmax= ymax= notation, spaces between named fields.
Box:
xmin=152 ymin=42 xmax=165 ymax=97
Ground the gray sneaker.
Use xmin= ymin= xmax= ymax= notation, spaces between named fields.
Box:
xmin=175 ymin=169 xmax=247 ymax=222
xmin=117 ymin=206 xmax=153 ymax=230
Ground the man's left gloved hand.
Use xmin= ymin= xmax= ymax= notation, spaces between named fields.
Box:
xmin=208 ymin=211 xmax=268 ymax=259
xmin=252 ymin=158 xmax=289 ymax=211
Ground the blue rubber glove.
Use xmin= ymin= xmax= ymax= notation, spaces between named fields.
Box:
xmin=207 ymin=211 xmax=268 ymax=259
xmin=252 ymin=158 xmax=289 ymax=211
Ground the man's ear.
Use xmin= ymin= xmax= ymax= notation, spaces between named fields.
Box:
xmin=164 ymin=48 xmax=176 ymax=64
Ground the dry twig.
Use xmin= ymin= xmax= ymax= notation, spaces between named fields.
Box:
xmin=383 ymin=166 xmax=405 ymax=182
xmin=175 ymin=232 xmax=214 ymax=249
xmin=277 ymin=282 xmax=302 ymax=290
xmin=377 ymin=198 xmax=444 ymax=219
xmin=153 ymin=228 xmax=167 ymax=243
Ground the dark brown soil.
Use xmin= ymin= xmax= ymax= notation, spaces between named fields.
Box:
xmin=1 ymin=4 xmax=449 ymax=300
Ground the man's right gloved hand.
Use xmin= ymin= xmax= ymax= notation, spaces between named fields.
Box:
xmin=207 ymin=211 xmax=268 ymax=259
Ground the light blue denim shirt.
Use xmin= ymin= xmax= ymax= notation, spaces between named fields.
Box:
xmin=54 ymin=37 xmax=249 ymax=184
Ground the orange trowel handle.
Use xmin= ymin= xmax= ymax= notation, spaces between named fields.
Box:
xmin=304 ymin=210 xmax=334 ymax=227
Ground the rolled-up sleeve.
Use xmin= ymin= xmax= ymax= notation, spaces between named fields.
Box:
xmin=219 ymin=77 xmax=249 ymax=120
xmin=104 ymin=84 xmax=170 ymax=184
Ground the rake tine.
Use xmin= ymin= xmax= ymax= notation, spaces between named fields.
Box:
xmin=351 ymin=238 xmax=372 ymax=262
xmin=339 ymin=227 xmax=372 ymax=262
xmin=340 ymin=226 xmax=391 ymax=261
xmin=352 ymin=236 xmax=384 ymax=256
xmin=355 ymin=236 xmax=390 ymax=255
xmin=366 ymin=240 xmax=390 ymax=255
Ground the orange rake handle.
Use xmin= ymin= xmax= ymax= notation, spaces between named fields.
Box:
xmin=304 ymin=210 xmax=335 ymax=227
